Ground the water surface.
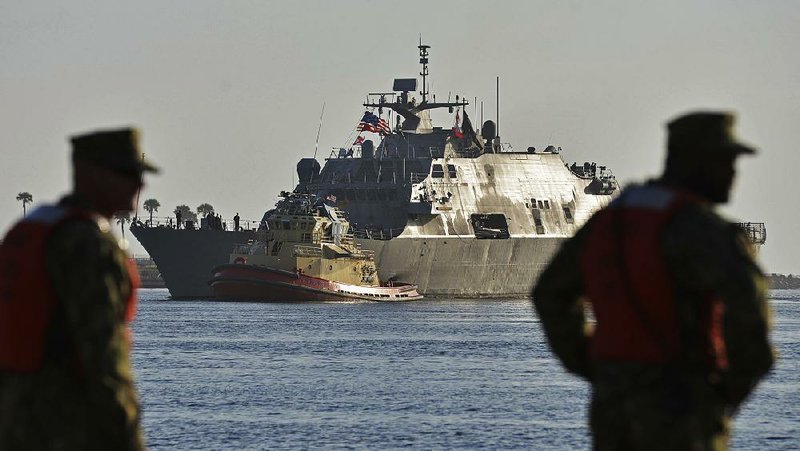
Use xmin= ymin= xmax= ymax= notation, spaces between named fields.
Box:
xmin=133 ymin=289 xmax=799 ymax=450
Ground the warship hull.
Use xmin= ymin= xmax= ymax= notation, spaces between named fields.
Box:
xmin=130 ymin=226 xmax=255 ymax=298
xmin=361 ymin=235 xmax=563 ymax=298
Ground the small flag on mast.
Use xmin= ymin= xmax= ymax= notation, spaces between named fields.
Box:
xmin=353 ymin=135 xmax=365 ymax=146
xmin=357 ymin=111 xmax=391 ymax=136
xmin=452 ymin=109 xmax=464 ymax=138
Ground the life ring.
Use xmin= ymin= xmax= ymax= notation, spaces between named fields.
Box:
xmin=233 ymin=256 xmax=247 ymax=264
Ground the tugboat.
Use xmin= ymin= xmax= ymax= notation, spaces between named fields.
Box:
xmin=209 ymin=191 xmax=422 ymax=302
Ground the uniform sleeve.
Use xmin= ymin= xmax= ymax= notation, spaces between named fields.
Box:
xmin=663 ymin=207 xmax=774 ymax=409
xmin=46 ymin=222 xmax=144 ymax=450
xmin=532 ymin=226 xmax=593 ymax=380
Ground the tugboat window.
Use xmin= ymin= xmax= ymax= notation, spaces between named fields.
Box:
xmin=470 ymin=213 xmax=510 ymax=239
xmin=432 ymin=164 xmax=445 ymax=178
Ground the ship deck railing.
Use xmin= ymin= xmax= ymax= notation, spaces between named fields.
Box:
xmin=129 ymin=215 xmax=261 ymax=232
xmin=736 ymin=222 xmax=767 ymax=245
xmin=293 ymin=245 xmax=323 ymax=257
xmin=231 ymin=243 xmax=263 ymax=254
xmin=351 ymin=227 xmax=404 ymax=240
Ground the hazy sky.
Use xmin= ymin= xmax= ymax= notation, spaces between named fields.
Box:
xmin=2 ymin=0 xmax=799 ymax=274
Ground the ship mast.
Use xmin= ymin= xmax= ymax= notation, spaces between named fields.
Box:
xmin=363 ymin=43 xmax=468 ymax=126
xmin=419 ymin=42 xmax=429 ymax=103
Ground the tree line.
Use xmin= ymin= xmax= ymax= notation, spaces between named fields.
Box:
xmin=14 ymin=192 xmax=220 ymax=236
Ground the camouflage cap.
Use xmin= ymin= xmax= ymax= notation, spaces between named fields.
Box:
xmin=70 ymin=127 xmax=160 ymax=176
xmin=667 ymin=111 xmax=756 ymax=156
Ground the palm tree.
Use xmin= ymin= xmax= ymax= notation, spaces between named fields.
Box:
xmin=16 ymin=192 xmax=33 ymax=217
xmin=114 ymin=211 xmax=131 ymax=239
xmin=143 ymin=198 xmax=161 ymax=226
xmin=197 ymin=203 xmax=214 ymax=217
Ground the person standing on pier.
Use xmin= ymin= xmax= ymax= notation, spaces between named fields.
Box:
xmin=0 ymin=127 xmax=158 ymax=450
xmin=533 ymin=111 xmax=774 ymax=450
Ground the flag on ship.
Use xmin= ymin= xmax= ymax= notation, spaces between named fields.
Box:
xmin=462 ymin=110 xmax=483 ymax=150
xmin=452 ymin=108 xmax=464 ymax=138
xmin=357 ymin=111 xmax=391 ymax=135
xmin=353 ymin=135 xmax=365 ymax=146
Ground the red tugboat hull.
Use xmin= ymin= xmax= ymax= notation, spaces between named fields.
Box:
xmin=210 ymin=264 xmax=422 ymax=302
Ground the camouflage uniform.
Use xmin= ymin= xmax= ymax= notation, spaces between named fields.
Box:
xmin=533 ymin=183 xmax=774 ymax=451
xmin=0 ymin=195 xmax=144 ymax=450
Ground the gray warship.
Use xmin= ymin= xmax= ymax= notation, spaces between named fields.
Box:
xmin=132 ymin=43 xmax=621 ymax=298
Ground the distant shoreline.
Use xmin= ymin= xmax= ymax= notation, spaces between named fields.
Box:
xmin=770 ymin=274 xmax=800 ymax=290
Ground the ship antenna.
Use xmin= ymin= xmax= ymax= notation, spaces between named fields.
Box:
xmin=418 ymin=41 xmax=430 ymax=103
xmin=313 ymin=102 xmax=326 ymax=160
xmin=496 ymin=76 xmax=500 ymax=138
xmin=308 ymin=102 xmax=325 ymax=186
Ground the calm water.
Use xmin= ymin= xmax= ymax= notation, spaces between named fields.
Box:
xmin=132 ymin=290 xmax=800 ymax=450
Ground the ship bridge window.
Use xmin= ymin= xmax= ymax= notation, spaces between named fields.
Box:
xmin=377 ymin=189 xmax=387 ymax=201
xmin=432 ymin=164 xmax=444 ymax=178
xmin=447 ymin=164 xmax=457 ymax=178
xmin=367 ymin=190 xmax=377 ymax=201
xmin=531 ymin=198 xmax=537 ymax=209
xmin=470 ymin=213 xmax=510 ymax=239
xmin=537 ymin=200 xmax=544 ymax=209
xmin=544 ymin=200 xmax=550 ymax=209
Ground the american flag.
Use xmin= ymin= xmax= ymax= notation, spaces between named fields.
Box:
xmin=353 ymin=135 xmax=365 ymax=146
xmin=357 ymin=111 xmax=391 ymax=135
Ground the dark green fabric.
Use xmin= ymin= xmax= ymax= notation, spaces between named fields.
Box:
xmin=0 ymin=196 xmax=144 ymax=450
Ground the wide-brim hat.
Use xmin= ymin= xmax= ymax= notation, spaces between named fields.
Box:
xmin=667 ymin=111 xmax=756 ymax=156
xmin=70 ymin=127 xmax=160 ymax=176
